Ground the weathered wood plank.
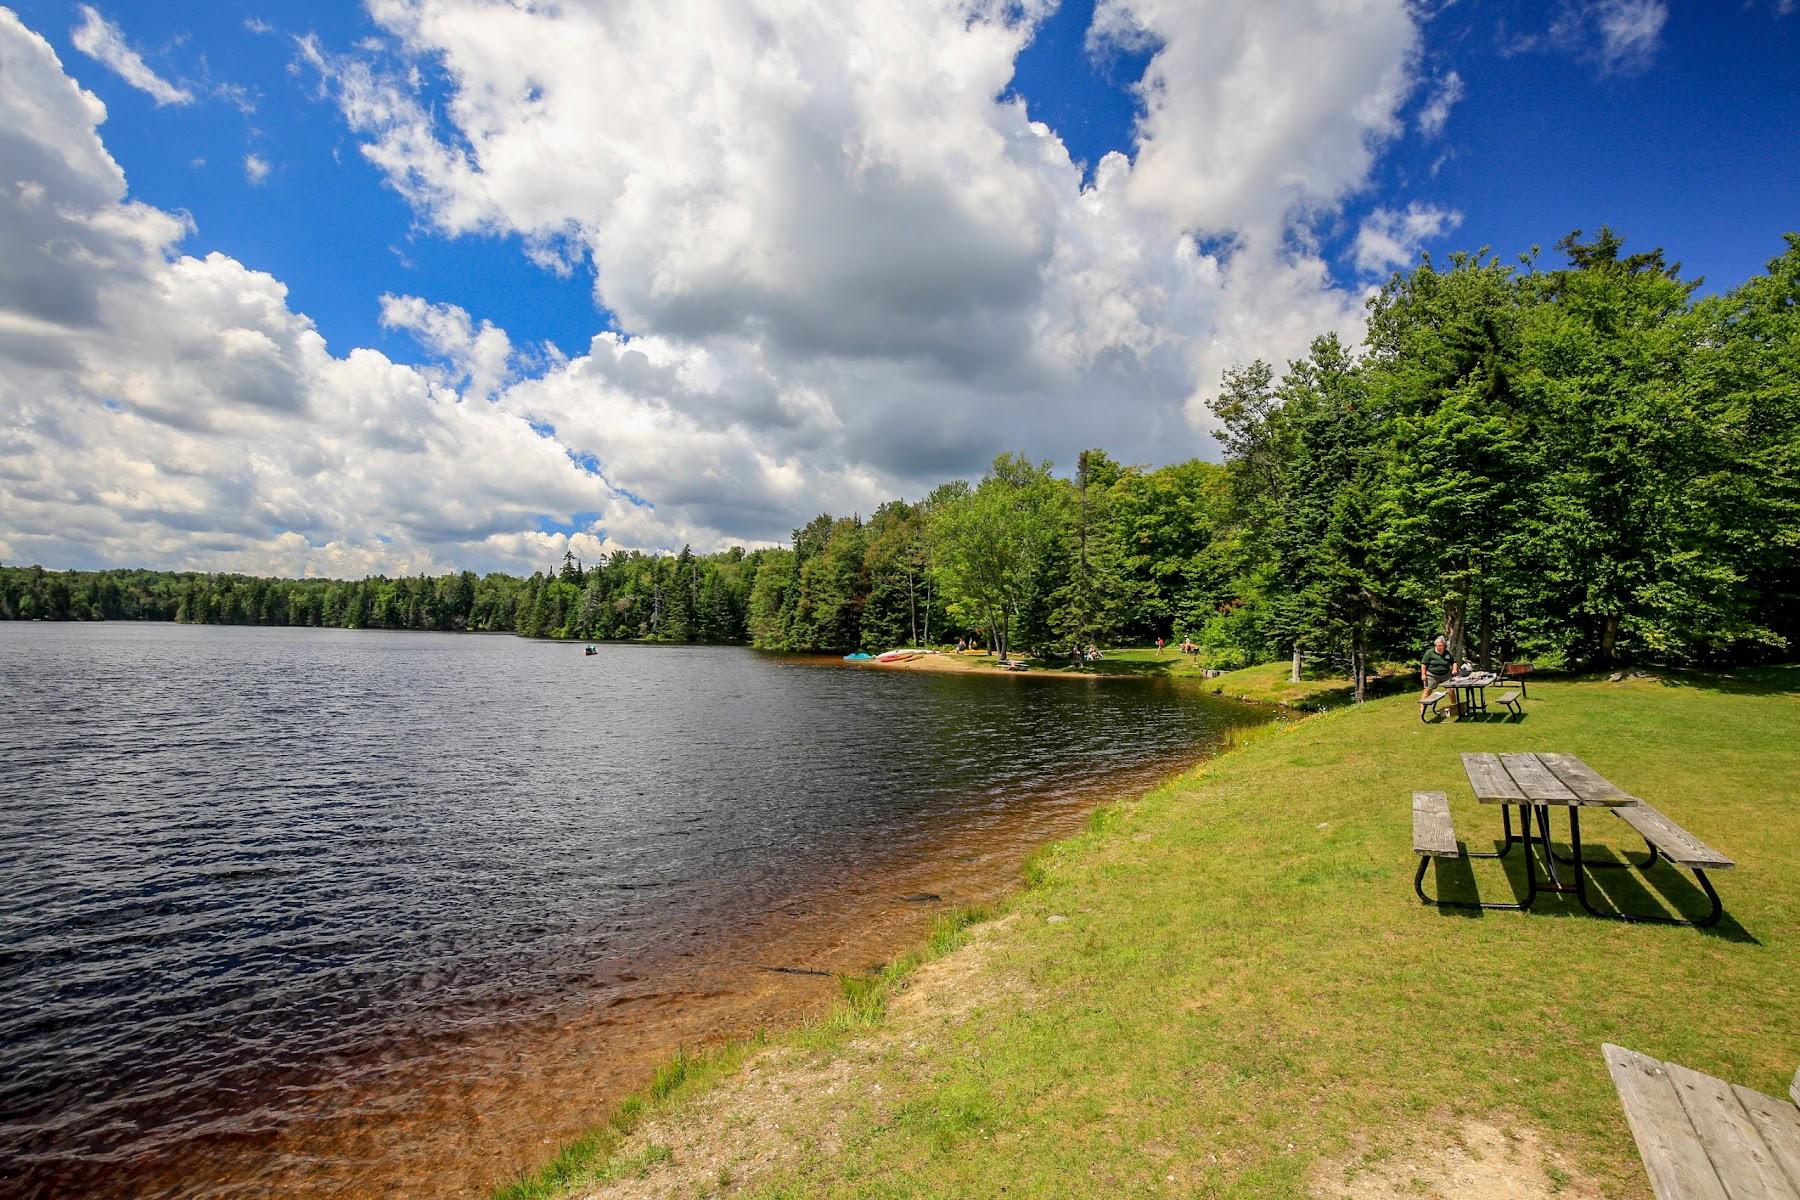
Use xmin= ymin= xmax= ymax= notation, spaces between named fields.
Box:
xmin=1461 ymin=752 xmax=1525 ymax=803
xmin=1412 ymin=791 xmax=1458 ymax=858
xmin=1604 ymin=1044 xmax=1732 ymax=1200
xmin=1499 ymin=752 xmax=1580 ymax=805
xmin=1665 ymin=1060 xmax=1800 ymax=1199
xmin=1790 ymin=1066 xmax=1798 ymax=1108
xmin=1616 ymin=803 xmax=1737 ymax=870
xmin=1732 ymin=1083 xmax=1800 ymax=1195
xmin=1539 ymin=752 xmax=1641 ymax=807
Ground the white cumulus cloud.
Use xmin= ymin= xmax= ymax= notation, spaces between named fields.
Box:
xmin=2 ymin=0 xmax=1443 ymax=575
xmin=70 ymin=5 xmax=192 ymax=106
xmin=0 ymin=11 xmax=699 ymax=576
xmin=1354 ymin=201 xmax=1462 ymax=275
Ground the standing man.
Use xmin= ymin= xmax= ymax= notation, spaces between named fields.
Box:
xmin=1421 ymin=634 xmax=1457 ymax=715
xmin=1156 ymin=636 xmax=1165 ymax=656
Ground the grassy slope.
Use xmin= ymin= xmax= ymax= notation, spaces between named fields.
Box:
xmin=513 ymin=668 xmax=1800 ymax=1199
xmin=1081 ymin=651 xmax=1390 ymax=708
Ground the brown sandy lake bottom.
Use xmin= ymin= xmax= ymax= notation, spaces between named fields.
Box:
xmin=0 ymin=626 xmax=1269 ymax=1199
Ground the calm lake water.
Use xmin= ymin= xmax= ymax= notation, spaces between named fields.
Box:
xmin=0 ymin=623 xmax=1266 ymax=1198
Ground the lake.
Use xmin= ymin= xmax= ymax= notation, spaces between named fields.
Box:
xmin=0 ymin=623 xmax=1267 ymax=1198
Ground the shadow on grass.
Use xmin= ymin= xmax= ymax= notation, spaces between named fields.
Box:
xmin=1650 ymin=663 xmax=1800 ymax=696
xmin=1424 ymin=854 xmax=1490 ymax=919
xmin=1422 ymin=838 xmax=1757 ymax=943
xmin=1535 ymin=835 xmax=1761 ymax=945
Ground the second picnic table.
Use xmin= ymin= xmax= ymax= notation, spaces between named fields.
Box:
xmin=1445 ymin=671 xmax=1500 ymax=716
xmin=1411 ymin=751 xmax=1735 ymax=927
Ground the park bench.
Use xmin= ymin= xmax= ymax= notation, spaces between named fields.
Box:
xmin=1493 ymin=688 xmax=1524 ymax=716
xmin=1418 ymin=689 xmax=1449 ymax=721
xmin=1502 ymin=660 xmax=1535 ymax=697
xmin=1603 ymin=1043 xmax=1800 ymax=1198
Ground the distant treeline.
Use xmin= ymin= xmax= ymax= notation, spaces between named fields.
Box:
xmin=0 ymin=548 xmax=761 ymax=643
xmin=8 ymin=230 xmax=1797 ymax=689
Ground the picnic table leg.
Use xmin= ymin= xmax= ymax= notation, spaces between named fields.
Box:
xmin=1413 ymin=814 xmax=1538 ymax=911
xmin=1566 ymin=807 xmax=1724 ymax=928
xmin=1534 ymin=806 xmax=1568 ymax=888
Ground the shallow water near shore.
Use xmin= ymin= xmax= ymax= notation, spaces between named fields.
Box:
xmin=0 ymin=623 xmax=1267 ymax=1198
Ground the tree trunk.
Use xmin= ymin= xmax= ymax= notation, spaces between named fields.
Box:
xmin=922 ymin=574 xmax=933 ymax=646
xmin=1290 ymin=641 xmax=1302 ymax=683
xmin=1352 ymin=630 xmax=1366 ymax=704
xmin=1442 ymin=590 xmax=1468 ymax=661
xmin=1600 ymin=614 xmax=1621 ymax=665
xmin=907 ymin=572 xmax=917 ymax=645
xmin=1477 ymin=590 xmax=1493 ymax=672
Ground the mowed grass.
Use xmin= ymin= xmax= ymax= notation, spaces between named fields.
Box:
xmin=505 ymin=667 xmax=1798 ymax=1199
xmin=1079 ymin=650 xmax=1396 ymax=708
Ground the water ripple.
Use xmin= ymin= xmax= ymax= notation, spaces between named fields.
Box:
xmin=0 ymin=624 xmax=1260 ymax=1197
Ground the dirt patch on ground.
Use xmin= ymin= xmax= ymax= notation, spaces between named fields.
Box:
xmin=1311 ymin=1117 xmax=1606 ymax=1200
xmin=576 ymin=915 xmax=1020 ymax=1199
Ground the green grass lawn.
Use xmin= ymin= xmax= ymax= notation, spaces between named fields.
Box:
xmin=1069 ymin=650 xmax=1396 ymax=709
xmin=501 ymin=666 xmax=1798 ymax=1199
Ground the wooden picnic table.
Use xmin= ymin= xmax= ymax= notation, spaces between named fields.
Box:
xmin=1412 ymin=751 xmax=1734 ymax=927
xmin=1444 ymin=671 xmax=1500 ymax=717
xmin=1604 ymin=1044 xmax=1800 ymax=1199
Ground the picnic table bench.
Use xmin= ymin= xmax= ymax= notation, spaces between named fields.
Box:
xmin=1410 ymin=752 xmax=1735 ymax=927
xmin=1419 ymin=671 xmax=1523 ymax=721
xmin=1604 ymin=1044 xmax=1800 ymax=1198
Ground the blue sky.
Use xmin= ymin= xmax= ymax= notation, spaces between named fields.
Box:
xmin=2 ymin=0 xmax=1796 ymax=575
xmin=18 ymin=0 xmax=1795 ymax=365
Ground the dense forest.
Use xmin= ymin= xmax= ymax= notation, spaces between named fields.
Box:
xmin=6 ymin=230 xmax=1796 ymax=690
xmin=0 ymin=547 xmax=760 ymax=642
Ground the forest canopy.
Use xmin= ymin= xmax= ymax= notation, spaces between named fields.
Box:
xmin=7 ymin=229 xmax=1796 ymax=689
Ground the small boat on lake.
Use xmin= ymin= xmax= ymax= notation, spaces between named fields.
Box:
xmin=584 ymin=645 xmax=598 ymax=656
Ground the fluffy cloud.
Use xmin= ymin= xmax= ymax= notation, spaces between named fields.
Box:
xmin=1354 ymin=201 xmax=1463 ymax=275
xmin=300 ymin=0 xmax=1427 ymax=515
xmin=242 ymin=152 xmax=270 ymax=184
xmin=1091 ymin=0 xmax=1418 ymax=238
xmin=69 ymin=5 xmax=191 ymax=106
xmin=4 ymin=0 xmax=1441 ymax=575
xmin=0 ymin=11 xmax=688 ymax=576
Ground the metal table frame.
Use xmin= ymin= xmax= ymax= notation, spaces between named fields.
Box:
xmin=1415 ymin=752 xmax=1722 ymax=927
xmin=1444 ymin=672 xmax=1499 ymax=719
